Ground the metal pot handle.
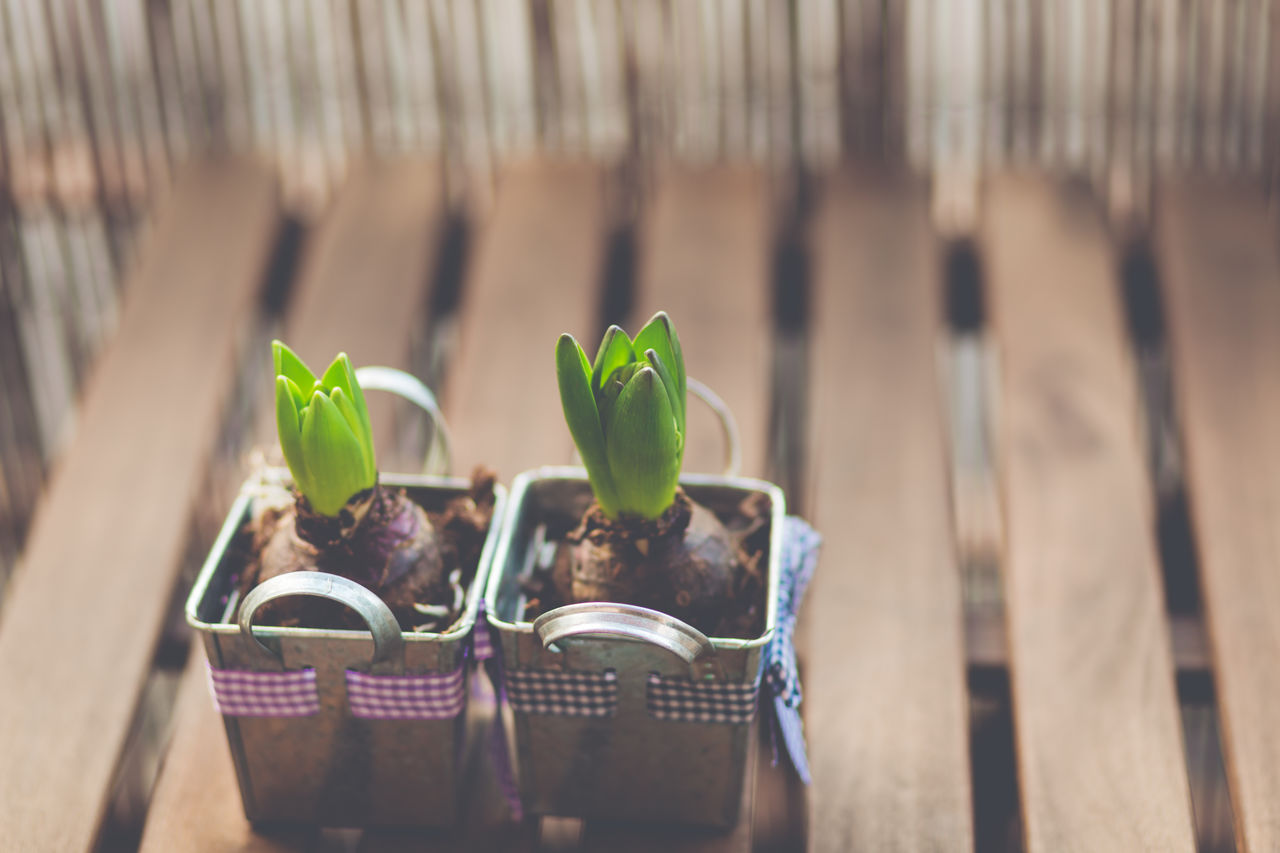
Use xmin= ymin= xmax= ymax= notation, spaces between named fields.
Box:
xmin=685 ymin=377 xmax=742 ymax=478
xmin=238 ymin=572 xmax=405 ymax=674
xmin=532 ymin=602 xmax=725 ymax=682
xmin=354 ymin=365 xmax=452 ymax=476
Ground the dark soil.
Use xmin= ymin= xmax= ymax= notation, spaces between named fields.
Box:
xmin=237 ymin=468 xmax=497 ymax=632
xmin=520 ymin=488 xmax=772 ymax=639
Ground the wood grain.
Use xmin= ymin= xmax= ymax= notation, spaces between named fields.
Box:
xmin=0 ymin=160 xmax=281 ymax=851
xmin=806 ymin=171 xmax=973 ymax=850
xmin=446 ymin=160 xmax=609 ymax=480
xmin=139 ymin=159 xmax=448 ymax=852
xmin=1156 ymin=179 xmax=1280 ymax=853
xmin=966 ymin=605 xmax=1210 ymax=675
xmin=269 ymin=157 xmax=449 ymax=465
xmin=982 ymin=175 xmax=1195 ymax=852
xmin=581 ymin=167 xmax=774 ymax=852
xmin=630 ymin=167 xmax=772 ymax=478
xmin=440 ymin=160 xmax=607 ymax=850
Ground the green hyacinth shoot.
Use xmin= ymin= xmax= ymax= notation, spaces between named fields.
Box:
xmin=273 ymin=340 xmax=376 ymax=517
xmin=556 ymin=311 xmax=686 ymax=521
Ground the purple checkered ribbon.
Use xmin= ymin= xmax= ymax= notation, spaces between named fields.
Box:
xmin=472 ymin=610 xmax=495 ymax=660
xmin=763 ymin=516 xmax=821 ymax=784
xmin=647 ymin=673 xmax=760 ymax=724
xmin=345 ymin=668 xmax=466 ymax=720
xmin=474 ymin=602 xmax=524 ymax=821
xmin=206 ymin=663 xmax=319 ymax=717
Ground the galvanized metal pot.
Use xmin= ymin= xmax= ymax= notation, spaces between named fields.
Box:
xmin=187 ymin=472 xmax=505 ymax=828
xmin=485 ymin=466 xmax=784 ymax=827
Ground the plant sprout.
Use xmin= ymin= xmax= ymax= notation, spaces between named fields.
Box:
xmin=555 ymin=311 xmax=686 ymax=520
xmin=273 ymin=340 xmax=376 ymax=516
xmin=250 ymin=341 xmax=496 ymax=633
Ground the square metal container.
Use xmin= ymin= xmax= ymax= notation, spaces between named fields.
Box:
xmin=186 ymin=472 xmax=505 ymax=828
xmin=485 ymin=466 xmax=784 ymax=827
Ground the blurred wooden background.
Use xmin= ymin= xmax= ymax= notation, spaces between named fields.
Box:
xmin=4 ymin=0 xmax=1280 ymax=550
xmin=1 ymin=2 xmax=1274 ymax=849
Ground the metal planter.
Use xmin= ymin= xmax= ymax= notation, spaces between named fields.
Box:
xmin=485 ymin=466 xmax=784 ymax=828
xmin=186 ymin=472 xmax=505 ymax=828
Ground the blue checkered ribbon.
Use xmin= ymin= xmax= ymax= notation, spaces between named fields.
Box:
xmin=763 ymin=516 xmax=821 ymax=784
xmin=647 ymin=672 xmax=759 ymax=723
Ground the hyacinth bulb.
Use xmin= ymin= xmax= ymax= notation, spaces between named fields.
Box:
xmin=273 ymin=340 xmax=377 ymax=517
xmin=555 ymin=311 xmax=686 ymax=520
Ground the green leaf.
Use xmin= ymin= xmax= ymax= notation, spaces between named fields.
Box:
xmin=320 ymin=353 xmax=354 ymax=398
xmin=299 ymin=391 xmax=375 ymax=516
xmin=556 ymin=334 xmax=620 ymax=517
xmin=605 ymin=366 xmax=680 ymax=519
xmin=281 ymin=374 xmax=308 ymax=416
xmin=632 ymin=311 xmax=685 ymax=432
xmin=643 ymin=347 xmax=684 ymax=451
xmin=329 ymin=387 xmax=376 ymax=483
xmin=596 ymin=361 xmax=638 ymax=437
xmin=275 ymin=377 xmax=312 ymax=499
xmin=322 ymin=354 xmax=375 ymax=479
xmin=341 ymin=357 xmax=375 ymax=476
xmin=272 ymin=340 xmax=317 ymax=393
xmin=591 ymin=325 xmax=636 ymax=395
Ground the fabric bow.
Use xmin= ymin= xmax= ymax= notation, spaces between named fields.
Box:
xmin=762 ymin=516 xmax=821 ymax=784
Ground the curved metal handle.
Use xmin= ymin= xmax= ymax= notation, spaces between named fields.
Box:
xmin=238 ymin=572 xmax=404 ymax=672
xmin=533 ymin=602 xmax=724 ymax=681
xmin=355 ymin=365 xmax=452 ymax=476
xmin=687 ymin=376 xmax=741 ymax=478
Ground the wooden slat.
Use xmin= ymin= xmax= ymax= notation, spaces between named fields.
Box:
xmin=1157 ymin=179 xmax=1280 ymax=853
xmin=806 ymin=171 xmax=973 ymax=849
xmin=982 ymin=175 xmax=1196 ymax=851
xmin=580 ymin=167 xmax=773 ymax=852
xmin=434 ymin=161 xmax=607 ymax=851
xmin=268 ymin=158 xmax=448 ymax=442
xmin=357 ymin=160 xmax=611 ymax=853
xmin=140 ymin=159 xmax=448 ymax=852
xmin=966 ymin=606 xmax=1211 ymax=675
xmin=446 ymin=160 xmax=608 ymax=480
xmin=630 ymin=167 xmax=772 ymax=478
xmin=0 ymin=160 xmax=280 ymax=851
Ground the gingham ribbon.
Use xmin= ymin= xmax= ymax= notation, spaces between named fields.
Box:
xmin=206 ymin=663 xmax=319 ymax=717
xmin=505 ymin=668 xmax=619 ymax=717
xmin=646 ymin=673 xmax=759 ymax=724
xmin=473 ymin=602 xmax=524 ymax=821
xmin=344 ymin=668 xmax=465 ymax=720
xmin=763 ymin=516 xmax=821 ymax=784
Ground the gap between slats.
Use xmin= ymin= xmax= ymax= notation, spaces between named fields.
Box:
xmin=936 ymin=191 xmax=1237 ymax=853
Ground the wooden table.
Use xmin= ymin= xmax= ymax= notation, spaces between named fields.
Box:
xmin=0 ymin=158 xmax=1269 ymax=851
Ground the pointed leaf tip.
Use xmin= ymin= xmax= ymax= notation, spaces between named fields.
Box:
xmin=591 ymin=325 xmax=637 ymax=395
xmin=321 ymin=353 xmax=375 ymax=476
xmin=300 ymin=390 xmax=374 ymax=516
xmin=643 ymin=347 xmax=684 ymax=446
xmin=633 ymin=313 xmax=685 ymax=435
xmin=605 ymin=366 xmax=680 ymax=519
xmin=272 ymin=340 xmax=318 ymax=392
xmin=275 ymin=376 xmax=311 ymax=499
xmin=556 ymin=332 xmax=620 ymax=516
